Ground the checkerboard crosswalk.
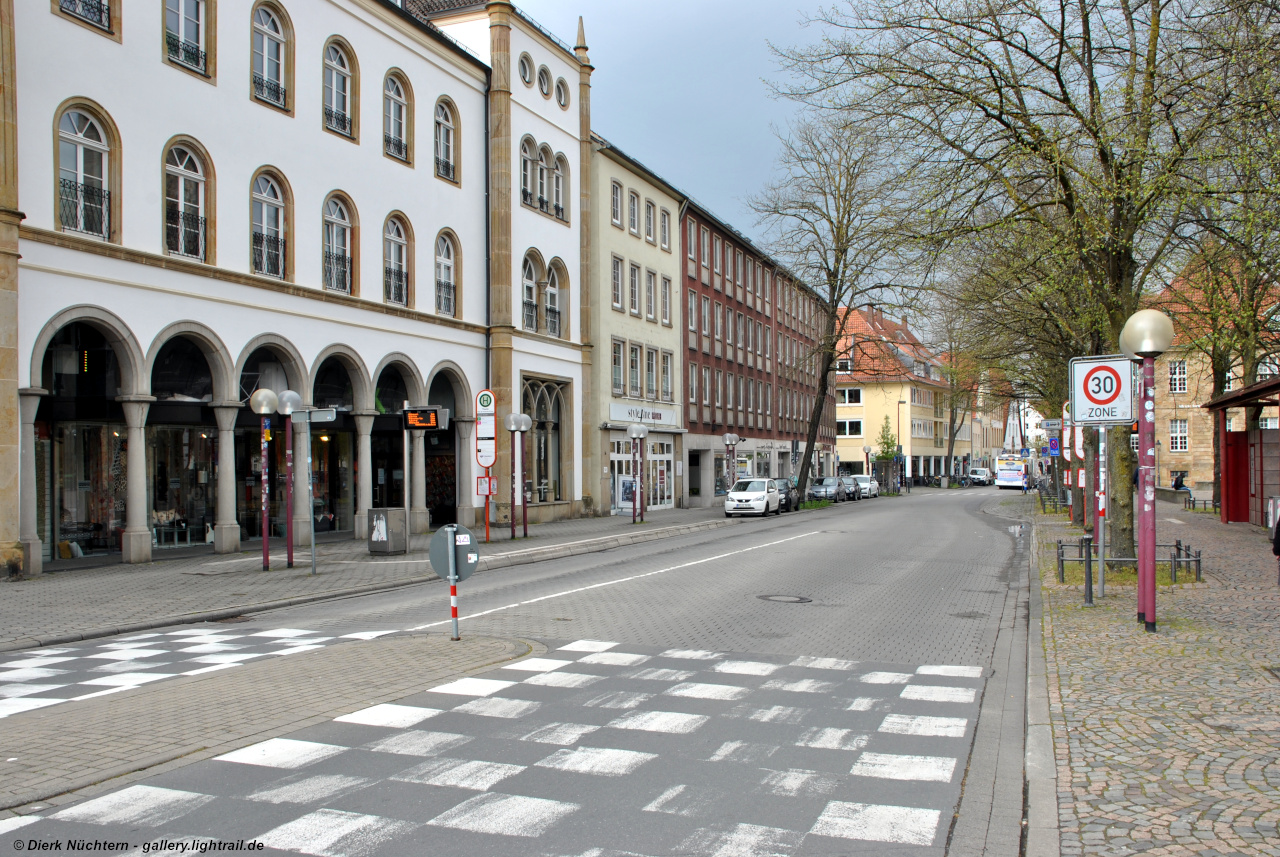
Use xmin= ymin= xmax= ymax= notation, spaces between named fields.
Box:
xmin=2 ymin=640 xmax=986 ymax=855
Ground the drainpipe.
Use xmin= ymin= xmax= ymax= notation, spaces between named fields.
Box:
xmin=483 ymin=70 xmax=492 ymax=391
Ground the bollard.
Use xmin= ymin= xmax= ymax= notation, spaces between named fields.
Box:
xmin=1083 ymin=535 xmax=1094 ymax=606
xmin=1057 ymin=540 xmax=1065 ymax=583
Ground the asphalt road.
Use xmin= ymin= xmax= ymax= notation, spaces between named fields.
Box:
xmin=0 ymin=488 xmax=1030 ymax=856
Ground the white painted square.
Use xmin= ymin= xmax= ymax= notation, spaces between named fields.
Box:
xmin=583 ymin=690 xmax=653 ymax=709
xmin=274 ymin=645 xmax=326 ymax=657
xmin=80 ymin=672 xmax=174 ymax=687
xmin=247 ymin=775 xmax=370 ymax=805
xmin=810 ymin=800 xmax=941 ymax=846
xmin=630 ymin=668 xmax=697 ymax=681
xmin=101 ymin=641 xmax=166 ymax=650
xmin=660 ymin=649 xmax=723 ymax=660
xmin=270 ymin=637 xmax=333 ymax=645
xmin=188 ymin=653 xmax=269 ymax=665
xmin=0 ymin=683 xmax=66 ymax=699
xmin=520 ymin=722 xmax=601 ymax=745
xmin=53 ymin=785 xmax=214 ymax=827
xmin=850 ymin=752 xmax=957 ymax=782
xmin=340 ymin=631 xmax=396 ymax=640
xmin=215 ymin=738 xmax=346 ymax=769
xmin=118 ymin=633 xmax=162 ymax=640
xmin=796 ymin=728 xmax=869 ymax=751
xmin=0 ymin=697 xmax=65 ymax=717
xmin=91 ymin=660 xmax=171 ymax=674
xmin=901 ymin=685 xmax=977 ymax=704
xmin=758 ymin=769 xmax=840 ymax=797
xmin=452 ymin=697 xmax=542 ymax=719
xmin=250 ymin=629 xmax=314 ymax=638
xmin=607 ymin=710 xmax=710 ymax=734
xmin=707 ymin=741 xmax=777 ymax=764
xmin=727 ymin=705 xmax=808 ymax=724
xmin=366 ymin=730 xmax=472 ymax=757
xmin=714 ymin=660 xmax=783 ymax=676
xmin=163 ymin=634 xmax=239 ymax=644
xmin=521 ymin=671 xmax=604 ymax=689
xmin=557 ymin=640 xmax=618 ymax=653
xmin=917 ymin=665 xmax=983 ymax=678
xmin=679 ymin=822 xmax=803 ymax=857
xmin=0 ymin=817 xmax=39 ymax=836
xmin=790 ymin=656 xmax=858 ymax=671
xmin=535 ymin=746 xmax=657 ymax=776
xmin=428 ymin=677 xmax=516 ymax=697
xmin=846 ymin=697 xmax=879 ymax=711
xmin=175 ymin=643 xmax=245 ymax=653
xmin=427 ymin=793 xmax=579 ymax=837
xmin=335 ymin=704 xmax=441 ymax=729
xmin=258 ymin=807 xmax=415 ymax=856
xmin=395 ymin=757 xmax=525 ymax=791
xmin=860 ymin=671 xmax=912 ymax=684
xmin=577 ymin=651 xmax=650 ymax=666
xmin=86 ymin=649 xmax=168 ymax=661
xmin=500 ymin=658 xmax=572 ymax=673
xmin=880 ymin=713 xmax=968 ymax=738
xmin=665 ymin=682 xmax=750 ymax=701
xmin=762 ymin=679 xmax=838 ymax=694
xmin=1 ymin=657 xmax=76 ymax=668
xmin=0 ymin=668 xmax=67 ymax=681
xmin=166 ymin=629 xmax=227 ymax=636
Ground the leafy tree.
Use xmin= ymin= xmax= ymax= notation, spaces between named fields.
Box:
xmin=875 ymin=415 xmax=898 ymax=460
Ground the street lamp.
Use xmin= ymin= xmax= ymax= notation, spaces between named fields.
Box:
xmin=1120 ymin=308 xmax=1174 ymax=633
xmin=277 ymin=390 xmax=302 ymax=568
xmin=249 ymin=388 xmax=278 ymax=571
xmin=723 ymin=432 xmax=740 ymax=495
xmin=628 ymin=424 xmax=650 ymax=523
xmin=862 ymin=444 xmax=872 ymax=481
xmin=503 ymin=413 xmax=532 ymax=538
xmin=897 ymin=399 xmax=907 ymax=493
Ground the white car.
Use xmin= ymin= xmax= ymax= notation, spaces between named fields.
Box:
xmin=968 ymin=467 xmax=992 ymax=485
xmin=725 ymin=478 xmax=781 ymax=517
xmin=851 ymin=474 xmax=879 ymax=497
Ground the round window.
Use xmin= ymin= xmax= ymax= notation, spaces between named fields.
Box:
xmin=518 ymin=53 xmax=533 ymax=86
xmin=537 ymin=66 xmax=551 ymax=97
xmin=555 ymin=78 xmax=569 ymax=108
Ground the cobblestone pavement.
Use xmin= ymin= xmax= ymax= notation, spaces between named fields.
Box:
xmin=1034 ymin=500 xmax=1280 ymax=857
xmin=0 ymin=507 xmax=730 ymax=651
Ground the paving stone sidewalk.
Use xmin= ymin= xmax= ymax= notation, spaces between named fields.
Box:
xmin=0 ymin=507 xmax=731 ymax=652
xmin=1033 ymin=500 xmax=1280 ymax=856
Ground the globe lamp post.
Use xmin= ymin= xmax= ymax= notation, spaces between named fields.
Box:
xmin=249 ymin=388 xmax=279 ymax=571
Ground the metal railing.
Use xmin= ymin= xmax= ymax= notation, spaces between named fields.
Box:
xmin=251 ymin=232 xmax=285 ymax=279
xmin=523 ymin=300 xmax=538 ymax=331
xmin=554 ymin=203 xmax=566 ymax=221
xmin=384 ymin=134 xmax=407 ymax=160
xmin=521 ymin=189 xmax=533 ymax=205
xmin=435 ymin=157 xmax=455 ymax=181
xmin=435 ymin=280 xmax=455 ymax=316
xmin=59 ymin=179 xmax=110 ymax=239
xmin=1183 ymin=496 xmax=1219 ymax=512
xmin=1056 ymin=538 xmax=1201 ymax=584
xmin=545 ymin=307 xmax=560 ymax=337
xmin=384 ymin=267 xmax=408 ymax=305
xmin=252 ymin=73 xmax=286 ymax=107
xmin=165 ymin=32 xmax=207 ymax=73
xmin=323 ymin=252 xmax=352 ymax=293
xmin=324 ymin=107 xmax=353 ymax=137
xmin=60 ymin=0 xmax=110 ymax=30
xmin=537 ymin=195 xmax=549 ymax=212
xmin=165 ymin=208 xmax=206 ymax=260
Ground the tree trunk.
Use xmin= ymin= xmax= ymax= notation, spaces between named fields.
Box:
xmin=1083 ymin=429 xmax=1096 ymax=534
xmin=1107 ymin=424 xmax=1135 ymax=562
xmin=796 ymin=311 xmax=838 ymax=498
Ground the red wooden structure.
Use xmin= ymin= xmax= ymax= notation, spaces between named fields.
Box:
xmin=1203 ymin=377 xmax=1280 ymax=526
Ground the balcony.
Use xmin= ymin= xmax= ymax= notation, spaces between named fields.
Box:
xmin=252 ymin=73 xmax=286 ymax=107
xmin=384 ymin=267 xmax=408 ymax=306
xmin=554 ymin=203 xmax=566 ymax=221
xmin=384 ymin=134 xmax=407 ymax=161
xmin=60 ymin=0 xmax=110 ymax=30
xmin=58 ymin=179 xmax=109 ymax=239
xmin=545 ymin=307 xmax=560 ymax=337
xmin=435 ymin=280 xmax=455 ymax=316
xmin=324 ymin=107 xmax=353 ymax=137
xmin=523 ymin=300 xmax=538 ymax=332
xmin=537 ymin=196 xmax=549 ymax=213
xmin=324 ymin=252 xmax=352 ymax=294
xmin=251 ymin=232 xmax=286 ymax=279
xmin=165 ymin=32 xmax=207 ymax=73
xmin=521 ymin=189 xmax=534 ymax=206
xmin=165 ymin=208 xmax=206 ymax=261
xmin=435 ymin=157 xmax=456 ymax=181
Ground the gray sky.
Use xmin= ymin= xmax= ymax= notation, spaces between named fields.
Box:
xmin=516 ymin=0 xmax=822 ymax=247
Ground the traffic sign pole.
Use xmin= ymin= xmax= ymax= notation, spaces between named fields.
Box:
xmin=446 ymin=523 xmax=460 ymax=641
xmin=484 ymin=467 xmax=491 ymax=544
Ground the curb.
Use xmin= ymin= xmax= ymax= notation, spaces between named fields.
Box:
xmin=1024 ymin=510 xmax=1061 ymax=857
xmin=0 ymin=518 xmax=733 ymax=655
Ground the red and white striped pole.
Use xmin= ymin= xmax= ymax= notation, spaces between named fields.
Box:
xmin=447 ymin=522 xmax=460 ymax=641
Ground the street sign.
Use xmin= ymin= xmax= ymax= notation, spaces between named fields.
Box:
xmin=429 ymin=524 xmax=479 ymax=583
xmin=1020 ymin=447 xmax=1030 ymax=458
xmin=292 ymin=408 xmax=337 ymax=424
xmin=1042 ymin=419 xmax=1062 ymax=430
xmin=476 ymin=476 xmax=496 ymax=495
xmin=1070 ymin=356 xmax=1133 ymax=424
xmin=1040 ymin=447 xmax=1049 ymax=457
xmin=1048 ymin=437 xmax=1060 ymax=457
xmin=475 ymin=389 xmax=496 ymax=468
xmin=403 ymin=407 xmax=443 ymax=430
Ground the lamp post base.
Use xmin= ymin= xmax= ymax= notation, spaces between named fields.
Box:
xmin=1144 ymin=621 xmax=1157 ymax=633
xmin=1137 ymin=611 xmax=1145 ymax=622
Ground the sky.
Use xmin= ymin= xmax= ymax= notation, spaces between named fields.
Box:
xmin=514 ymin=0 xmax=825 ymax=248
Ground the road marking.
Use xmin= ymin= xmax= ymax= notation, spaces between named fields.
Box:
xmin=259 ymin=808 xmax=416 ymax=854
xmin=762 ymin=678 xmax=838 ymax=694
xmin=499 ymin=657 xmax=573 ymax=673
xmin=365 ymin=730 xmax=471 ymax=757
xmin=607 ymin=710 xmax=710 ymax=734
xmin=519 ymin=722 xmax=600 ymax=745
xmin=810 ymin=800 xmax=941 ymax=845
xmin=534 ymin=746 xmax=657 ymax=776
xmin=394 ymin=757 xmax=525 ymax=791
xmin=846 ymin=697 xmax=879 ymax=711
xmin=215 ymin=738 xmax=345 ymax=769
xmin=247 ymin=774 xmax=369 ymax=805
xmin=85 ymin=649 xmax=169 ymax=661
xmin=521 ymin=671 xmax=604 ymax=688
xmin=860 ymin=671 xmax=912 ymax=684
xmin=790 ymin=656 xmax=859 ymax=671
xmin=707 ymin=740 xmax=777 ymax=763
xmin=583 ymin=690 xmax=653 ymax=709
xmin=427 ymin=677 xmax=515 ymax=697
xmin=451 ymin=697 xmax=541 ymax=719
xmin=557 ymin=639 xmax=618 ymax=652
xmin=917 ymin=665 xmax=983 ymax=678
xmin=340 ymin=630 xmax=397 ymax=640
xmin=726 ymin=704 xmax=808 ymax=724
xmin=850 ymin=752 xmax=957 ymax=782
xmin=52 ymin=785 xmax=214 ymax=827
xmin=665 ymin=682 xmax=750 ymax=701
xmin=630 ymin=668 xmax=696 ymax=681
xmin=0 ymin=817 xmax=39 ymax=835
xmin=427 ymin=792 xmax=579 ymax=837
xmin=680 ymin=822 xmax=803 ymax=857
xmin=335 ymin=704 xmax=441 ymax=729
xmin=249 ymin=629 xmax=314 ymax=638
xmin=0 ymin=697 xmax=64 ymax=717
xmin=0 ymin=683 xmax=65 ymax=699
xmin=578 ymin=651 xmax=650 ymax=666
xmin=80 ymin=672 xmax=175 ymax=687
xmin=901 ymin=685 xmax=977 ymax=704
xmin=796 ymin=727 xmax=869 ymax=751
xmin=0 ymin=667 xmax=68 ymax=681
xmin=758 ymin=768 xmax=840 ymax=797
xmin=879 ymin=713 xmax=969 ymax=737
xmin=714 ymin=660 xmax=784 ymax=676
xmin=660 ymin=648 xmax=724 ymax=660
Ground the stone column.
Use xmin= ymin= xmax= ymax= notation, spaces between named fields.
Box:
xmin=455 ymin=418 xmax=475 ymax=527
xmin=293 ymin=418 xmax=311 ymax=546
xmin=211 ymin=403 xmax=240 ymax=553
xmin=0 ymin=0 xmax=24 ymax=577
xmin=119 ymin=396 xmax=155 ymax=563
xmin=410 ymin=429 xmax=428 ymax=533
xmin=18 ymin=388 xmax=46 ymax=574
xmin=354 ymin=413 xmax=374 ymax=539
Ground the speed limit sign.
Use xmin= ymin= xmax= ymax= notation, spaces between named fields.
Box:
xmin=1070 ymin=356 xmax=1133 ymax=424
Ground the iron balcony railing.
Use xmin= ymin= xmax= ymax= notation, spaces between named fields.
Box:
xmin=58 ymin=179 xmax=109 ymax=239
xmin=252 ymin=232 xmax=286 ymax=279
xmin=325 ymin=107 xmax=353 ymax=137
xmin=384 ymin=134 xmax=407 ymax=160
xmin=384 ymin=267 xmax=408 ymax=305
xmin=436 ymin=280 xmax=455 ymax=316
xmin=435 ymin=157 xmax=456 ymax=181
xmin=60 ymin=0 xmax=110 ymax=30
xmin=521 ymin=189 xmax=534 ymax=205
xmin=537 ymin=195 xmax=549 ymax=212
xmin=253 ymin=73 xmax=286 ymax=107
xmin=165 ymin=208 xmax=206 ymax=261
xmin=324 ymin=252 xmax=353 ymax=293
xmin=523 ymin=300 xmax=538 ymax=331
xmin=554 ymin=203 xmax=565 ymax=221
xmin=165 ymin=32 xmax=207 ymax=73
xmin=545 ymin=307 xmax=561 ymax=337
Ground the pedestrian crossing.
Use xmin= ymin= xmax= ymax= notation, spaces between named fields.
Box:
xmin=1 ymin=640 xmax=986 ymax=855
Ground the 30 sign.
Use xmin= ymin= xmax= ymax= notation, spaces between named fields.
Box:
xmin=1070 ymin=356 xmax=1133 ymax=425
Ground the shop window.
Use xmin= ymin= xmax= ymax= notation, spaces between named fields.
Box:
xmin=522 ymin=378 xmax=567 ymax=503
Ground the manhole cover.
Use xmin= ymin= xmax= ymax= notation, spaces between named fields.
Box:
xmin=757 ymin=595 xmax=812 ymax=604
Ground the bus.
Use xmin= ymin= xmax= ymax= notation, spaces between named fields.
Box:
xmin=995 ymin=456 xmax=1028 ymax=490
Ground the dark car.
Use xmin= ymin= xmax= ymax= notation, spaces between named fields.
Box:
xmin=839 ymin=476 xmax=862 ymax=501
xmin=809 ymin=476 xmax=847 ymax=502
xmin=776 ymin=478 xmax=800 ymax=512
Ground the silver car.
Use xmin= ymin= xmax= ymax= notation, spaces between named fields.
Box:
xmin=808 ymin=476 xmax=847 ymax=502
xmin=852 ymin=474 xmax=879 ymax=497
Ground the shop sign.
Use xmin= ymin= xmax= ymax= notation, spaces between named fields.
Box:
xmin=609 ymin=403 xmax=678 ymax=427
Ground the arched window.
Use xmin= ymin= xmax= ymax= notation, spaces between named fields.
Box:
xmin=522 ymin=378 xmax=566 ymax=502
xmin=384 ymin=217 xmax=408 ymax=305
xmin=165 ymin=145 xmax=206 ymax=260
xmin=520 ymin=140 xmax=534 ymax=205
xmin=252 ymin=6 xmax=287 ymax=107
xmin=435 ymin=235 xmax=456 ymax=316
xmin=323 ymin=197 xmax=352 ymax=293
xmin=552 ymin=156 xmax=566 ymax=220
xmin=165 ymin=0 xmax=208 ymax=73
xmin=522 ymin=257 xmax=538 ymax=331
xmin=58 ymin=110 xmax=110 ymax=239
xmin=555 ymin=78 xmax=569 ymax=109
xmin=434 ymin=101 xmax=455 ymax=180
xmin=383 ymin=75 xmax=408 ymax=160
xmin=545 ymin=267 xmax=561 ymax=337
xmin=251 ymin=173 xmax=285 ymax=278
xmin=537 ymin=149 xmax=551 ymax=210
xmin=323 ymin=44 xmax=353 ymax=136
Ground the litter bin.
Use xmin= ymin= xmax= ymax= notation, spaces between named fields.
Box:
xmin=368 ymin=508 xmax=407 ymax=555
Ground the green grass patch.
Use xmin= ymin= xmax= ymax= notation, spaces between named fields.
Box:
xmin=800 ymin=500 xmax=832 ymax=510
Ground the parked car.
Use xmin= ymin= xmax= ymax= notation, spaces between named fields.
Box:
xmin=776 ymin=478 xmax=800 ymax=512
xmin=725 ymin=478 xmax=781 ymax=517
xmin=839 ymin=475 xmax=862 ymax=501
xmin=852 ymin=474 xmax=879 ymax=497
xmin=808 ymin=476 xmax=847 ymax=503
xmin=969 ymin=467 xmax=992 ymax=486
